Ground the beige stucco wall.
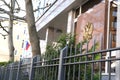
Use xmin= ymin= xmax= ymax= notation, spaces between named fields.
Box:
xmin=13 ymin=22 xmax=28 ymax=61
xmin=0 ymin=54 xmax=9 ymax=62
xmin=0 ymin=35 xmax=9 ymax=62
xmin=0 ymin=21 xmax=28 ymax=62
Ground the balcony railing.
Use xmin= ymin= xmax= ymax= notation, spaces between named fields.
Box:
xmin=34 ymin=0 xmax=58 ymax=21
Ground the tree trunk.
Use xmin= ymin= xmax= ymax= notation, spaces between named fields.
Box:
xmin=25 ymin=0 xmax=41 ymax=57
xmin=8 ymin=0 xmax=15 ymax=62
xmin=8 ymin=17 xmax=14 ymax=62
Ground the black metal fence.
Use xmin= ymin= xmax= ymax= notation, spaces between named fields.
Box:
xmin=0 ymin=41 xmax=120 ymax=80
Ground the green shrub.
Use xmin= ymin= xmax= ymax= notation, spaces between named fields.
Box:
xmin=0 ymin=61 xmax=11 ymax=66
xmin=44 ymin=33 xmax=75 ymax=59
xmin=44 ymin=33 xmax=100 ymax=80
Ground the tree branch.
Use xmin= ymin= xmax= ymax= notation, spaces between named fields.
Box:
xmin=33 ymin=3 xmax=51 ymax=12
xmin=0 ymin=7 xmax=26 ymax=21
xmin=14 ymin=15 xmax=26 ymax=21
xmin=0 ymin=32 xmax=7 ymax=39
xmin=0 ymin=22 xmax=9 ymax=34
xmin=1 ymin=0 xmax=11 ymax=9
xmin=15 ymin=0 xmax=20 ymax=9
xmin=0 ymin=16 xmax=9 ymax=21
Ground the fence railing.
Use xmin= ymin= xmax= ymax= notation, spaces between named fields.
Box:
xmin=0 ymin=44 xmax=120 ymax=80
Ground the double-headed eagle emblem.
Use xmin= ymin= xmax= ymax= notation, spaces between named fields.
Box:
xmin=83 ymin=22 xmax=94 ymax=41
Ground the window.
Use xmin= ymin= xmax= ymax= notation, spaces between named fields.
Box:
xmin=75 ymin=7 xmax=80 ymax=18
xmin=81 ymin=0 xmax=102 ymax=13
xmin=109 ymin=2 xmax=117 ymax=48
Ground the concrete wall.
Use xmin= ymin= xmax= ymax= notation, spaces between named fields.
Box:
xmin=46 ymin=27 xmax=62 ymax=45
xmin=0 ymin=50 xmax=9 ymax=62
xmin=102 ymin=73 xmax=115 ymax=80
xmin=13 ymin=22 xmax=29 ymax=61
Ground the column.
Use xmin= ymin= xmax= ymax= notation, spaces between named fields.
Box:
xmin=67 ymin=10 xmax=74 ymax=34
xmin=116 ymin=1 xmax=120 ymax=80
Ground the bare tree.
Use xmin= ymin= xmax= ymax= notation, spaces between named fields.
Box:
xmin=0 ymin=0 xmax=41 ymax=61
xmin=8 ymin=0 xmax=15 ymax=62
xmin=0 ymin=0 xmax=23 ymax=62
xmin=25 ymin=0 xmax=41 ymax=57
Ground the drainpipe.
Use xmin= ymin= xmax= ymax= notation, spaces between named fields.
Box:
xmin=116 ymin=1 xmax=120 ymax=80
xmin=105 ymin=0 xmax=111 ymax=74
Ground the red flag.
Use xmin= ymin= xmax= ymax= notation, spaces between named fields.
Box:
xmin=26 ymin=41 xmax=30 ymax=50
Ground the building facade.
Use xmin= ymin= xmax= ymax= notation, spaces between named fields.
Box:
xmin=0 ymin=21 xmax=29 ymax=62
xmin=35 ymin=0 xmax=119 ymax=78
xmin=36 ymin=0 xmax=107 ymax=52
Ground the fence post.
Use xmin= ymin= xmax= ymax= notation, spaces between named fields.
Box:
xmin=3 ymin=66 xmax=7 ymax=80
xmin=0 ymin=67 xmax=1 ymax=80
xmin=29 ymin=56 xmax=37 ymax=80
xmin=9 ymin=63 xmax=13 ymax=80
xmin=0 ymin=66 xmax=4 ymax=80
xmin=58 ymin=46 xmax=68 ymax=80
xmin=16 ymin=61 xmax=21 ymax=80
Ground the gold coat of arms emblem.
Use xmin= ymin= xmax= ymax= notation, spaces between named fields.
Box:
xmin=83 ymin=22 xmax=94 ymax=41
